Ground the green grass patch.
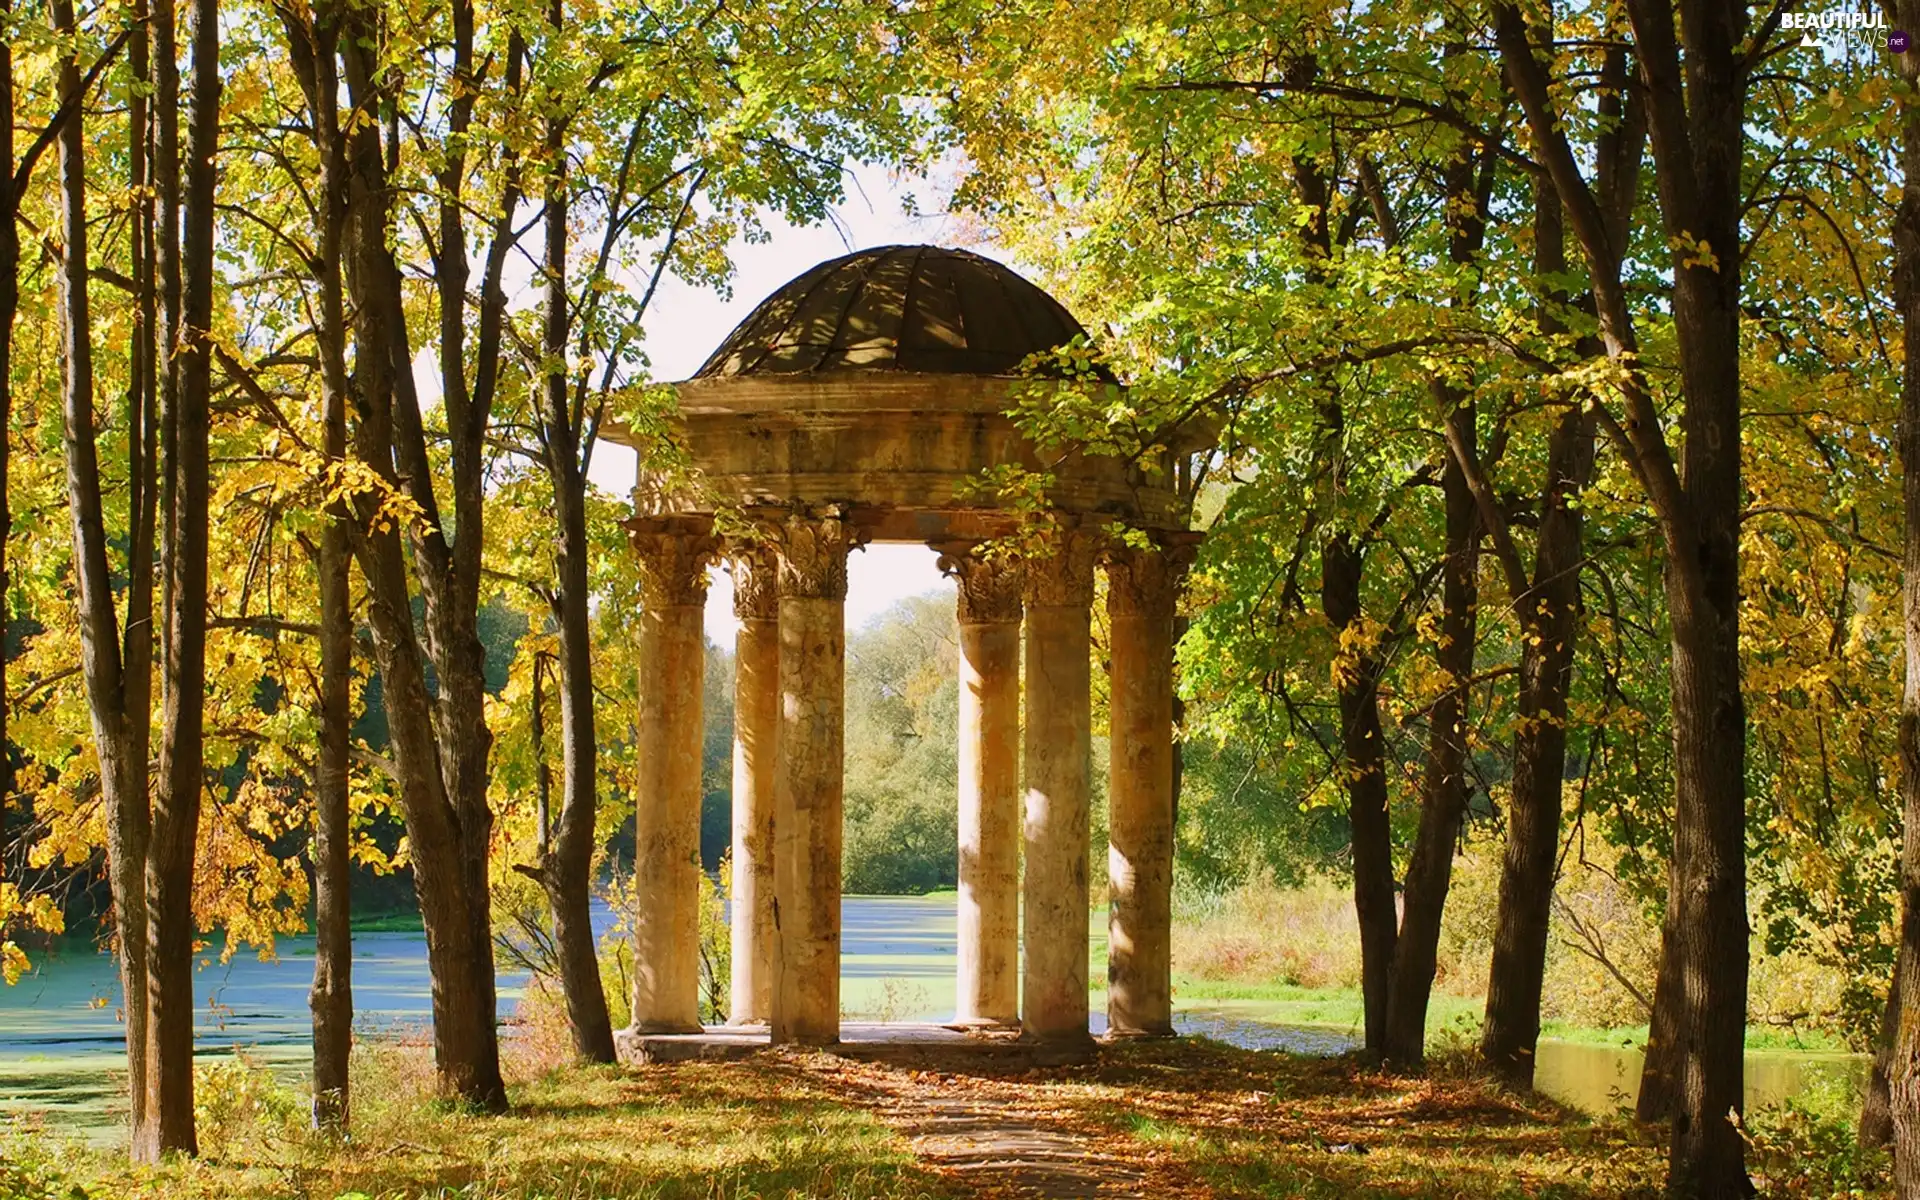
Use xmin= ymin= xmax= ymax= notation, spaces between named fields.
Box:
xmin=3 ymin=1046 xmax=960 ymax=1200
xmin=349 ymin=910 xmax=426 ymax=933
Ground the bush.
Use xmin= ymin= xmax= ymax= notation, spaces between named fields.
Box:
xmin=193 ymin=1050 xmax=303 ymax=1160
xmin=1744 ymin=1101 xmax=1891 ymax=1200
xmin=1172 ymin=873 xmax=1361 ymax=989
xmin=596 ymin=858 xmax=730 ymax=1029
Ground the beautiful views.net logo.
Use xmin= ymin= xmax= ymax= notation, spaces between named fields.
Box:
xmin=1780 ymin=7 xmax=1904 ymax=51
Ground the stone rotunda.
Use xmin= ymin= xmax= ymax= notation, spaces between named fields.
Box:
xmin=610 ymin=245 xmax=1205 ymax=1054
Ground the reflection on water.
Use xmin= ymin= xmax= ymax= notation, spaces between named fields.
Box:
xmin=0 ymin=896 xmax=1868 ymax=1139
xmin=1531 ymin=1038 xmax=1871 ymax=1118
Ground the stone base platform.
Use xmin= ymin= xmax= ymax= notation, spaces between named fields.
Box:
xmin=615 ymin=1021 xmax=1098 ymax=1070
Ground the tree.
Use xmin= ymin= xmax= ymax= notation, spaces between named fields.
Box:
xmin=1495 ymin=1 xmax=1757 ymax=1188
xmin=1889 ymin=4 xmax=1920 ymax=1193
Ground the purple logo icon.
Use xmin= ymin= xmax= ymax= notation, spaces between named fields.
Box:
xmin=1894 ymin=29 xmax=1913 ymax=52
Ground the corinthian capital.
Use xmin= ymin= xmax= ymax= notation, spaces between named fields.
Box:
xmin=1105 ymin=537 xmax=1198 ymax=619
xmin=1021 ymin=524 xmax=1099 ymax=609
xmin=771 ymin=505 xmax=866 ymax=601
xmin=628 ymin=516 xmax=721 ymax=608
xmin=935 ymin=542 xmax=1023 ymax=624
xmin=728 ymin=541 xmax=779 ymax=621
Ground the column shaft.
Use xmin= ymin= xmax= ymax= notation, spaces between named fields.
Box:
xmin=728 ymin=546 xmax=778 ymax=1025
xmin=771 ymin=510 xmax=860 ymax=1045
xmin=1021 ymin=530 xmax=1097 ymax=1045
xmin=939 ymin=546 xmax=1023 ymax=1027
xmin=1106 ymin=544 xmax=1188 ymax=1036
xmin=628 ymin=521 xmax=718 ymax=1034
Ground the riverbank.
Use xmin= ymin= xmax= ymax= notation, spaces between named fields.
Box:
xmin=4 ymin=1037 xmax=1888 ymax=1199
xmin=0 ymin=1038 xmax=1721 ymax=1200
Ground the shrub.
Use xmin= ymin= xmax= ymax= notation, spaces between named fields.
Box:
xmin=1172 ymin=872 xmax=1362 ymax=990
xmin=1744 ymin=1101 xmax=1890 ymax=1200
xmin=193 ymin=1050 xmax=303 ymax=1160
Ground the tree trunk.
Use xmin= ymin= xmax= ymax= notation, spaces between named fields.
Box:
xmin=532 ymin=9 xmax=615 ymax=1057
xmin=1479 ymin=404 xmax=1592 ymax=1088
xmin=142 ymin=0 xmax=218 ymax=1157
xmin=1380 ymin=128 xmax=1488 ymax=1068
xmin=541 ymin=484 xmax=615 ymax=1061
xmin=1863 ymin=955 xmax=1899 ymax=1147
xmin=1620 ymin=1 xmax=1750 ymax=1189
xmin=0 ymin=0 xmax=15 ymax=887
xmin=1323 ymin=531 xmax=1397 ymax=1055
xmin=1498 ymin=2 xmax=1748 ymax=1185
xmin=533 ymin=654 xmax=552 ymax=854
xmin=1634 ymin=906 xmax=1683 ymax=1121
xmin=309 ymin=6 xmax=352 ymax=1131
xmin=1290 ymin=138 xmax=1397 ymax=1060
xmin=1887 ymin=7 xmax=1920 ymax=1193
xmin=272 ymin=0 xmax=355 ymax=1134
xmin=310 ymin=498 xmax=352 ymax=1132
xmin=1382 ymin=388 xmax=1479 ymax=1069
xmin=55 ymin=7 xmax=153 ymax=1151
xmin=334 ymin=10 xmax=507 ymax=1110
xmin=1479 ymin=187 xmax=1596 ymax=1089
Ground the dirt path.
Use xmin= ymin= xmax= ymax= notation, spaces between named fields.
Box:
xmin=866 ymin=1075 xmax=1145 ymax=1197
xmin=791 ymin=1053 xmax=1166 ymax=1199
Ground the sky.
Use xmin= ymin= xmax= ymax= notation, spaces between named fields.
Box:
xmin=587 ymin=161 xmax=977 ymax=642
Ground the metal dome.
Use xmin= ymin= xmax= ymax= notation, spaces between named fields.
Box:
xmin=692 ymin=245 xmax=1093 ymax=379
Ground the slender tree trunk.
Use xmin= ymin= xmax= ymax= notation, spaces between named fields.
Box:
xmin=0 ymin=0 xmax=15 ymax=883
xmin=1887 ymin=8 xmax=1920 ymax=1194
xmin=1289 ymin=131 xmax=1397 ymax=1059
xmin=532 ymin=7 xmax=615 ymax=1057
xmin=1634 ymin=905 xmax=1684 ymax=1120
xmin=152 ymin=0 xmax=179 ymax=694
xmin=294 ymin=3 xmax=355 ymax=1131
xmin=1323 ymin=531 xmax=1397 ymax=1055
xmin=1864 ymin=956 xmax=1899 ymax=1147
xmin=1382 ymin=387 xmax=1479 ymax=1069
xmin=310 ymin=497 xmax=352 ymax=1131
xmin=1479 ymin=404 xmax=1591 ymax=1088
xmin=533 ymin=653 xmax=552 ymax=854
xmin=542 ymin=487 xmax=614 ymax=1061
xmin=1479 ymin=188 xmax=1596 ymax=1090
xmin=142 ymin=0 xmax=218 ymax=1157
xmin=1380 ymin=129 xmax=1489 ymax=1068
xmin=53 ymin=2 xmax=155 ymax=1151
xmin=123 ymin=0 xmax=161 ymax=1144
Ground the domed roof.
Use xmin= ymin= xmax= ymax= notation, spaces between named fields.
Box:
xmin=693 ymin=245 xmax=1094 ymax=379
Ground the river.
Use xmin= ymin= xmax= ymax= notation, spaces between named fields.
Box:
xmin=0 ymin=895 xmax=1868 ymax=1141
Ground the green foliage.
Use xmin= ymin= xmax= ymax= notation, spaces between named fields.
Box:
xmin=1173 ymin=740 xmax=1351 ymax=890
xmin=1744 ymin=1102 xmax=1892 ymax=1200
xmin=697 ymin=857 xmax=732 ymax=1025
xmin=0 ymin=1137 xmax=82 ymax=1200
xmin=192 ymin=1052 xmax=305 ymax=1161
xmin=842 ymin=595 xmax=962 ymax=895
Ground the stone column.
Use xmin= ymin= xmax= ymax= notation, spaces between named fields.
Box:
xmin=627 ymin=517 xmax=720 ymax=1034
xmin=936 ymin=544 xmax=1023 ymax=1028
xmin=1021 ymin=526 xmax=1098 ymax=1046
xmin=727 ymin=543 xmax=779 ymax=1025
xmin=771 ymin=507 xmax=862 ymax=1044
xmin=1104 ymin=539 xmax=1192 ymax=1037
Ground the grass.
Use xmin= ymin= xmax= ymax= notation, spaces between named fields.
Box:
xmin=2 ymin=1044 xmax=958 ymax=1200
xmin=348 ymin=911 xmax=426 ymax=933
xmin=1165 ymin=875 xmax=1864 ymax=1056
xmin=0 ymin=1035 xmax=1887 ymax=1200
